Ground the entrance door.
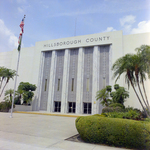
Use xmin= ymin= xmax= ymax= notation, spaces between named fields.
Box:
xmin=68 ymin=102 xmax=76 ymax=113
xmin=83 ymin=103 xmax=92 ymax=114
xmin=54 ymin=101 xmax=61 ymax=112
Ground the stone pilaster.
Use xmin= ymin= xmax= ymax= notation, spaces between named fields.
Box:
xmin=76 ymin=47 xmax=84 ymax=114
xmin=109 ymin=44 xmax=112 ymax=86
xmin=92 ymin=46 xmax=100 ymax=114
xmin=36 ymin=52 xmax=45 ymax=111
xmin=61 ymin=49 xmax=70 ymax=113
xmin=47 ymin=50 xmax=57 ymax=112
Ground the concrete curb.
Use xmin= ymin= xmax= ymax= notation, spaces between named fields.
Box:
xmin=14 ymin=111 xmax=86 ymax=118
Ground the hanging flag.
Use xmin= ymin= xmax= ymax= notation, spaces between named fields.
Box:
xmin=17 ymin=15 xmax=25 ymax=51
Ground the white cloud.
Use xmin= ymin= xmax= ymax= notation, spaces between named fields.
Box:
xmin=18 ymin=7 xmax=24 ymax=13
xmin=103 ymin=27 xmax=116 ymax=32
xmin=0 ymin=19 xmax=18 ymax=52
xmin=131 ymin=20 xmax=150 ymax=34
xmin=120 ymin=15 xmax=136 ymax=26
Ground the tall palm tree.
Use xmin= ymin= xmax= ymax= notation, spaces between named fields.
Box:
xmin=0 ymin=69 xmax=17 ymax=97
xmin=135 ymin=45 xmax=150 ymax=107
xmin=132 ymin=54 xmax=150 ymax=112
xmin=112 ymin=54 xmax=148 ymax=116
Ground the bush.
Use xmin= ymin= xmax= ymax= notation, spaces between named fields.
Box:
xmin=76 ymin=116 xmax=150 ymax=149
xmin=93 ymin=114 xmax=105 ymax=117
xmin=0 ymin=101 xmax=12 ymax=112
xmin=102 ymin=106 xmax=123 ymax=113
xmin=104 ymin=110 xmax=143 ymax=120
xmin=109 ymin=103 xmax=125 ymax=109
xmin=14 ymin=97 xmax=21 ymax=105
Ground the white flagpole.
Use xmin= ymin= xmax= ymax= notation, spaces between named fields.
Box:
xmin=10 ymin=15 xmax=26 ymax=118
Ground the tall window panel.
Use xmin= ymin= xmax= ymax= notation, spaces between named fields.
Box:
xmin=83 ymin=47 xmax=93 ymax=104
xmin=99 ymin=45 xmax=110 ymax=90
xmin=68 ymin=49 xmax=78 ymax=104
xmin=53 ymin=50 xmax=65 ymax=107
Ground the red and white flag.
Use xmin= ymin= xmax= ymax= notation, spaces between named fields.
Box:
xmin=18 ymin=15 xmax=25 ymax=51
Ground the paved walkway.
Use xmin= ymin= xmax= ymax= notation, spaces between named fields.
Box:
xmin=0 ymin=112 xmax=130 ymax=150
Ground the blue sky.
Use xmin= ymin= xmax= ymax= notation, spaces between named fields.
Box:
xmin=0 ymin=0 xmax=150 ymax=52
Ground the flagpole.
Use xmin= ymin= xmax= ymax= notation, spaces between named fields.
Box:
xmin=10 ymin=15 xmax=26 ymax=118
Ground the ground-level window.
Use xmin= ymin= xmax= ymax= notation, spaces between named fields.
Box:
xmin=54 ymin=101 xmax=61 ymax=112
xmin=68 ymin=102 xmax=76 ymax=113
xmin=83 ymin=103 xmax=92 ymax=114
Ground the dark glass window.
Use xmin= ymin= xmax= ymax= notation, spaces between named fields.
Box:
xmin=71 ymin=78 xmax=74 ymax=91
xmin=68 ymin=102 xmax=76 ymax=113
xmin=83 ymin=103 xmax=92 ymax=114
xmin=87 ymin=78 xmax=89 ymax=91
xmin=44 ymin=79 xmax=47 ymax=91
xmin=54 ymin=102 xmax=61 ymax=112
xmin=57 ymin=79 xmax=60 ymax=91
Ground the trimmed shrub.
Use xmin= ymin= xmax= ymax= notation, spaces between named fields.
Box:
xmin=93 ymin=114 xmax=105 ymax=117
xmin=76 ymin=116 xmax=150 ymax=149
xmin=102 ymin=106 xmax=123 ymax=113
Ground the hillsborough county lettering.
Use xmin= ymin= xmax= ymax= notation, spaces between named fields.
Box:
xmin=43 ymin=36 xmax=110 ymax=48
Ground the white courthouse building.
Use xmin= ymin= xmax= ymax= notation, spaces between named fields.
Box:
xmin=0 ymin=30 xmax=150 ymax=114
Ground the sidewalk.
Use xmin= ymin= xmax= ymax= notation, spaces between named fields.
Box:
xmin=0 ymin=112 xmax=130 ymax=150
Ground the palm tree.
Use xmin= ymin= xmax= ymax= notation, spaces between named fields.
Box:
xmin=15 ymin=89 xmax=25 ymax=104
xmin=0 ymin=69 xmax=17 ymax=97
xmin=0 ymin=67 xmax=7 ymax=89
xmin=112 ymin=54 xmax=149 ymax=116
xmin=4 ymin=89 xmax=14 ymax=102
xmin=96 ymin=86 xmax=112 ymax=107
xmin=132 ymin=54 xmax=150 ymax=112
xmin=135 ymin=45 xmax=150 ymax=107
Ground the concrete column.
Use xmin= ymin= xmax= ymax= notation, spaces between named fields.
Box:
xmin=47 ymin=50 xmax=57 ymax=112
xmin=61 ymin=49 xmax=70 ymax=113
xmin=36 ymin=52 xmax=45 ymax=111
xmin=76 ymin=47 xmax=84 ymax=114
xmin=92 ymin=46 xmax=100 ymax=114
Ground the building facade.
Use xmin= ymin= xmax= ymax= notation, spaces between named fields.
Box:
xmin=0 ymin=31 xmax=150 ymax=114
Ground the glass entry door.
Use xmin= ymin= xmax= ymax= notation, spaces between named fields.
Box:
xmin=83 ymin=103 xmax=92 ymax=114
xmin=68 ymin=102 xmax=76 ymax=113
xmin=54 ymin=101 xmax=61 ymax=112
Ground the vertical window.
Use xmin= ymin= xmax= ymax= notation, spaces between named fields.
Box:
xmin=86 ymin=78 xmax=89 ymax=91
xmin=57 ymin=79 xmax=60 ymax=91
xmin=44 ymin=79 xmax=47 ymax=91
xmin=71 ymin=78 xmax=74 ymax=91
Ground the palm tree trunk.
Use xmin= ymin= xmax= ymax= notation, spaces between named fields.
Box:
xmin=141 ymin=79 xmax=149 ymax=106
xmin=137 ymin=79 xmax=149 ymax=108
xmin=129 ymin=77 xmax=149 ymax=117
xmin=137 ymin=82 xmax=150 ymax=114
xmin=0 ymin=77 xmax=4 ymax=89
xmin=0 ymin=81 xmax=8 ymax=97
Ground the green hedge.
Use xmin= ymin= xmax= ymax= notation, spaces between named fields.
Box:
xmin=0 ymin=101 xmax=12 ymax=112
xmin=76 ymin=116 xmax=150 ymax=149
